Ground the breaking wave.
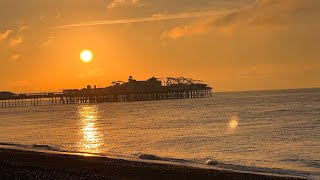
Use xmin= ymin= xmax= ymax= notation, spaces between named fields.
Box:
xmin=135 ymin=153 xmax=192 ymax=163
xmin=205 ymin=158 xmax=220 ymax=165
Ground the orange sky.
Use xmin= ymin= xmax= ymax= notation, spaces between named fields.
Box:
xmin=0 ymin=0 xmax=320 ymax=92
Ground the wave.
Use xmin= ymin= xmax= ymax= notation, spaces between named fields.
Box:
xmin=0 ymin=142 xmax=27 ymax=148
xmin=0 ymin=142 xmax=112 ymax=159
xmin=0 ymin=142 xmax=60 ymax=152
xmin=205 ymin=158 xmax=315 ymax=178
xmin=137 ymin=153 xmax=164 ymax=160
xmin=31 ymin=144 xmax=60 ymax=151
xmin=135 ymin=154 xmax=315 ymax=178
xmin=205 ymin=158 xmax=220 ymax=165
xmin=135 ymin=153 xmax=191 ymax=164
xmin=282 ymin=157 xmax=320 ymax=169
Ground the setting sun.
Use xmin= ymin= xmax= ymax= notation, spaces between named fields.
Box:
xmin=80 ymin=50 xmax=93 ymax=63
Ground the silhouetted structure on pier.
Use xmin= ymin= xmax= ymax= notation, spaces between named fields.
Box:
xmin=0 ymin=91 xmax=15 ymax=99
xmin=0 ymin=76 xmax=212 ymax=108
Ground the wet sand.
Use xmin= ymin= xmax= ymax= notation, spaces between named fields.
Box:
xmin=0 ymin=148 xmax=303 ymax=180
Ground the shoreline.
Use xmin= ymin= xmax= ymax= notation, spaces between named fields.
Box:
xmin=0 ymin=148 xmax=304 ymax=179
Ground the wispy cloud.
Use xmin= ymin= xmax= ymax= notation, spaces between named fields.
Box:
xmin=162 ymin=0 xmax=320 ymax=39
xmin=39 ymin=36 xmax=55 ymax=48
xmin=161 ymin=11 xmax=241 ymax=39
xmin=0 ymin=25 xmax=30 ymax=61
xmin=9 ymin=37 xmax=23 ymax=47
xmin=0 ymin=29 xmax=13 ymax=41
xmin=18 ymin=25 xmax=31 ymax=33
xmin=161 ymin=20 xmax=209 ymax=40
xmin=55 ymin=10 xmax=227 ymax=29
xmin=10 ymin=53 xmax=21 ymax=61
xmin=107 ymin=0 xmax=139 ymax=9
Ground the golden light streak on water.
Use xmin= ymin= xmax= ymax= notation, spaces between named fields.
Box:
xmin=228 ymin=115 xmax=239 ymax=131
xmin=78 ymin=105 xmax=103 ymax=153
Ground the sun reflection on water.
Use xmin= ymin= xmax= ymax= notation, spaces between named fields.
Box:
xmin=228 ymin=115 xmax=239 ymax=132
xmin=78 ymin=105 xmax=103 ymax=153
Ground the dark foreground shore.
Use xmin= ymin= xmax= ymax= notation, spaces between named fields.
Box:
xmin=0 ymin=148 xmax=303 ymax=180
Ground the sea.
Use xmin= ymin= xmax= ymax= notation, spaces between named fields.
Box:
xmin=0 ymin=88 xmax=319 ymax=179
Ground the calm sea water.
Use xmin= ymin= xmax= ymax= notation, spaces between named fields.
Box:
xmin=0 ymin=88 xmax=319 ymax=179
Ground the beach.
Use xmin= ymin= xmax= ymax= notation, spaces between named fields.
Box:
xmin=0 ymin=148 xmax=303 ymax=180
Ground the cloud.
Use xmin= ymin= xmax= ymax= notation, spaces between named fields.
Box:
xmin=162 ymin=0 xmax=320 ymax=39
xmin=10 ymin=53 xmax=21 ymax=61
xmin=107 ymin=0 xmax=139 ymax=9
xmin=39 ymin=36 xmax=55 ymax=48
xmin=0 ymin=25 xmax=29 ymax=62
xmin=18 ymin=25 xmax=31 ymax=33
xmin=0 ymin=29 xmax=13 ymax=41
xmin=161 ymin=10 xmax=242 ymax=39
xmin=248 ymin=0 xmax=318 ymax=25
xmin=161 ymin=20 xmax=213 ymax=40
xmin=55 ymin=10 xmax=226 ymax=29
xmin=9 ymin=37 xmax=23 ymax=47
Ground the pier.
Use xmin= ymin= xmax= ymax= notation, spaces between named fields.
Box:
xmin=0 ymin=76 xmax=212 ymax=108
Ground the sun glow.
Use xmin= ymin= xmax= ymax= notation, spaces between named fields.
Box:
xmin=229 ymin=115 xmax=239 ymax=130
xmin=80 ymin=50 xmax=93 ymax=63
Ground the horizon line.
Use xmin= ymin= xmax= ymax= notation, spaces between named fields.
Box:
xmin=2 ymin=87 xmax=320 ymax=94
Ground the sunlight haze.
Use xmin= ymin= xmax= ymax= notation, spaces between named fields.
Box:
xmin=1 ymin=0 xmax=320 ymax=92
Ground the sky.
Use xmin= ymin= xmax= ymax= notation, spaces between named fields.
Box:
xmin=0 ymin=0 xmax=320 ymax=92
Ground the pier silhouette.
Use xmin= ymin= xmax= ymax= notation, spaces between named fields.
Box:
xmin=0 ymin=76 xmax=212 ymax=108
